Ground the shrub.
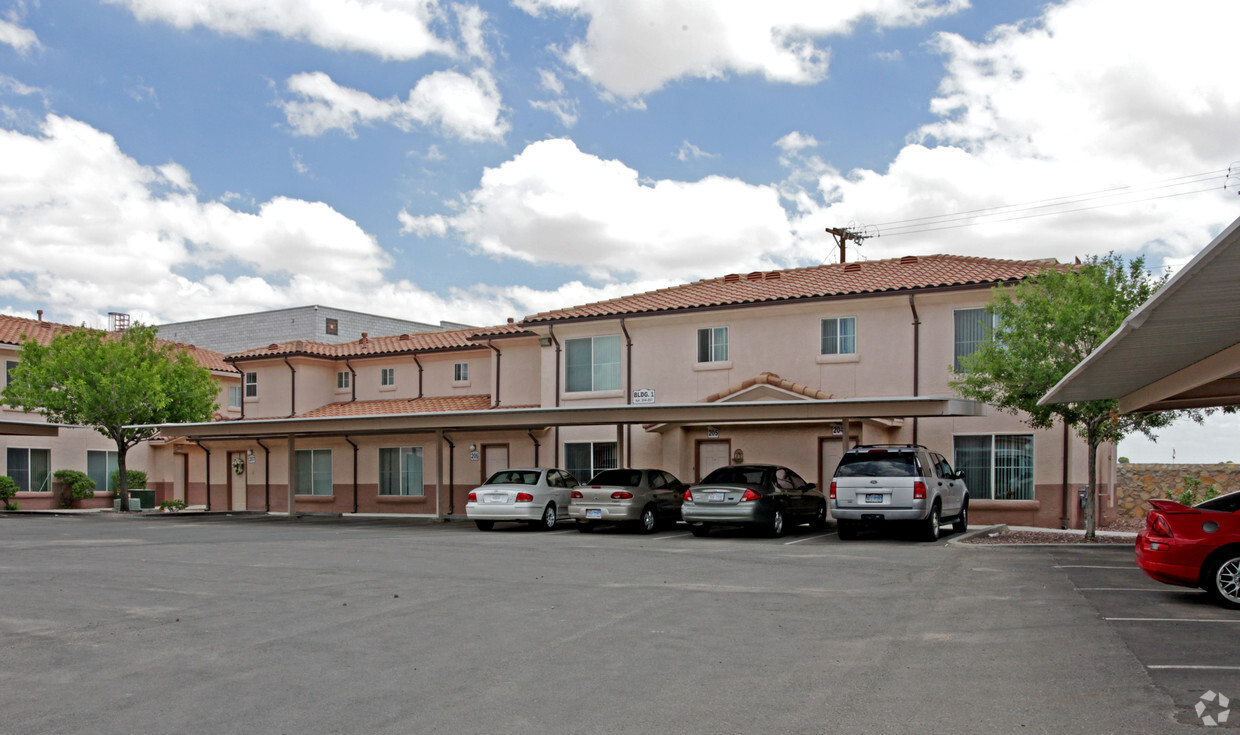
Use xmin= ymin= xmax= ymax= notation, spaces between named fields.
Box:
xmin=53 ymin=469 xmax=96 ymax=502
xmin=1118 ymin=457 xmax=1129 ymax=463
xmin=0 ymin=476 xmax=18 ymax=510
xmin=109 ymin=469 xmax=147 ymax=492
xmin=1168 ymin=475 xmax=1220 ymax=507
xmin=159 ymin=499 xmax=187 ymax=512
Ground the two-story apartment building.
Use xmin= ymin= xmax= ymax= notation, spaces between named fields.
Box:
xmin=150 ymin=254 xmax=1113 ymax=529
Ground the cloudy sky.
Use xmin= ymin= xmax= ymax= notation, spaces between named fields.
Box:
xmin=1 ymin=0 xmax=1238 ymax=461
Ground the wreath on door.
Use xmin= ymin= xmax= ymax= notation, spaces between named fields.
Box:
xmin=232 ymin=456 xmax=246 ymax=475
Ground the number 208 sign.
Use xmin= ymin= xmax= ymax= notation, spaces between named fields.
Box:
xmin=632 ymin=388 xmax=656 ymax=404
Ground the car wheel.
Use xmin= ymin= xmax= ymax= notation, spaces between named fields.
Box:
xmin=637 ymin=505 xmax=658 ymax=534
xmin=576 ymin=521 xmax=594 ymax=533
xmin=767 ymin=507 xmax=787 ymax=538
xmin=689 ymin=523 xmax=711 ymax=537
xmin=537 ymin=503 xmax=557 ymax=530
xmin=1205 ymin=551 xmax=1240 ymax=609
xmin=922 ymin=502 xmax=941 ymax=542
xmin=810 ymin=501 xmax=828 ymax=530
xmin=474 ymin=520 xmax=494 ymax=531
xmin=952 ymin=502 xmax=969 ymax=535
xmin=836 ymin=519 xmax=857 ymax=540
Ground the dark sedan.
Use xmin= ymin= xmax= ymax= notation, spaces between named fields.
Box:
xmin=681 ymin=463 xmax=827 ymax=537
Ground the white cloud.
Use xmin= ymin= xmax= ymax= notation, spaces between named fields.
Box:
xmin=453 ymin=3 xmax=491 ymax=64
xmin=0 ymin=16 xmax=40 ymax=54
xmin=774 ymin=131 xmax=817 ymax=153
xmin=280 ymin=69 xmax=508 ymax=142
xmin=529 ymin=97 xmax=578 ymax=127
xmin=676 ymin=139 xmax=718 ymax=162
xmin=398 ymin=138 xmax=794 ymax=281
xmin=537 ymin=68 xmax=565 ymax=95
xmin=783 ymin=0 xmax=1240 ymax=267
xmin=104 ymin=0 xmax=456 ymax=60
xmin=514 ymin=0 xmax=968 ymax=97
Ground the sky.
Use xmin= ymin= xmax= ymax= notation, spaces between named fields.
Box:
xmin=0 ymin=0 xmax=1238 ymax=462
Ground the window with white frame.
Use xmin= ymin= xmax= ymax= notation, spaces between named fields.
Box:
xmin=7 ymin=447 xmax=50 ymax=492
xmin=244 ymin=371 xmax=258 ymax=397
xmin=697 ymin=326 xmax=728 ymax=363
xmin=954 ymin=434 xmax=1034 ymax=501
xmin=337 ymin=370 xmax=351 ymax=390
xmin=953 ymin=308 xmax=997 ymax=372
xmin=378 ymin=447 xmax=424 ymax=496
xmin=820 ymin=317 xmax=856 ymax=355
xmin=87 ymin=450 xmax=119 ymax=493
xmin=565 ymin=336 xmax=621 ymax=393
xmin=454 ymin=362 xmax=469 ymax=382
xmin=294 ymin=449 xmax=333 ymax=495
xmin=564 ymin=441 xmax=618 ymax=484
xmin=228 ymin=385 xmax=242 ymax=409
xmin=380 ymin=367 xmax=396 ymax=387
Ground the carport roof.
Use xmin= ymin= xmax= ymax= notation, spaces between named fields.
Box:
xmin=1041 ymin=215 xmax=1240 ymax=413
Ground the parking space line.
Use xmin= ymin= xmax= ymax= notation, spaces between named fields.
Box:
xmin=1147 ymin=665 xmax=1240 ymax=670
xmin=1054 ymin=565 xmax=1137 ymax=570
xmin=653 ymin=533 xmax=693 ymax=541
xmin=1105 ymin=617 xmax=1240 ymax=624
xmin=784 ymin=533 xmax=835 ymax=545
xmin=1076 ymin=587 xmax=1169 ymax=592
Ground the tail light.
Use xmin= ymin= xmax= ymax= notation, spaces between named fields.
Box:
xmin=611 ymin=491 xmax=634 ymax=499
xmin=829 ymin=482 xmax=837 ymax=500
xmin=467 ymin=492 xmax=477 ymax=503
xmin=913 ymin=481 xmax=927 ymax=500
xmin=571 ymin=490 xmax=583 ymax=499
xmin=683 ymin=489 xmax=693 ymax=502
xmin=515 ymin=492 xmax=534 ymax=503
xmin=1148 ymin=512 xmax=1174 ymax=539
xmin=740 ymin=489 xmax=760 ymax=502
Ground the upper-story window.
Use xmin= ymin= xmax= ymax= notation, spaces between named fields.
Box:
xmin=244 ymin=371 xmax=258 ymax=398
xmin=565 ymin=335 xmax=621 ymax=393
xmin=380 ymin=367 xmax=396 ymax=387
xmin=821 ymin=317 xmax=856 ymax=355
xmin=5 ymin=359 xmax=16 ymax=386
xmin=228 ymin=385 xmax=242 ymax=409
xmin=953 ymin=308 xmax=997 ymax=372
xmin=454 ymin=362 xmax=469 ymax=382
xmin=697 ymin=327 xmax=728 ymax=363
xmin=337 ymin=370 xmax=351 ymax=390
xmin=325 ymin=317 xmax=339 ymax=335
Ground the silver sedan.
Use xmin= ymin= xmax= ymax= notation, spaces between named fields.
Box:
xmin=568 ymin=468 xmax=686 ymax=533
xmin=465 ymin=468 xmax=580 ymax=531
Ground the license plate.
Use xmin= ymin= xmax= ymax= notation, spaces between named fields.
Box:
xmin=865 ymin=493 xmax=883 ymax=504
xmin=485 ymin=495 xmax=506 ymax=504
xmin=708 ymin=492 xmax=726 ymax=502
xmin=586 ymin=509 xmax=602 ymax=519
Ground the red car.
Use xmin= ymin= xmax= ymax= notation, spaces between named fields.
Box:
xmin=1136 ymin=490 xmax=1240 ymax=609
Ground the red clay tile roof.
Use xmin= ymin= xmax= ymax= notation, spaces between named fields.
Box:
xmin=0 ymin=314 xmax=235 ymax=373
xmin=704 ymin=372 xmax=838 ymax=403
xmin=226 ymin=323 xmax=532 ymax=362
xmin=297 ymin=395 xmax=494 ymax=418
xmin=522 ymin=254 xmax=1067 ymax=323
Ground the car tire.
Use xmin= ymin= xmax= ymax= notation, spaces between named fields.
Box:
xmin=1205 ymin=551 xmax=1240 ymax=609
xmin=637 ymin=505 xmax=658 ymax=534
xmin=474 ymin=520 xmax=495 ymax=531
xmin=836 ymin=519 xmax=857 ymax=540
xmin=922 ymin=502 xmax=941 ymax=542
xmin=952 ymin=502 xmax=969 ymax=535
xmin=576 ymin=521 xmax=594 ymax=533
xmin=689 ymin=523 xmax=711 ymax=537
xmin=767 ymin=507 xmax=787 ymax=538
xmin=810 ymin=501 xmax=828 ymax=531
xmin=536 ymin=503 xmax=557 ymax=530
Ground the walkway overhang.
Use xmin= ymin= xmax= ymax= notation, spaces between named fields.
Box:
xmin=0 ymin=419 xmax=60 ymax=437
xmin=141 ymin=396 xmax=986 ymax=440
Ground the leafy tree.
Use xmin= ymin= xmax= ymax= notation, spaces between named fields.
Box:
xmin=2 ymin=324 xmax=218 ymax=511
xmin=951 ymin=254 xmax=1195 ymax=539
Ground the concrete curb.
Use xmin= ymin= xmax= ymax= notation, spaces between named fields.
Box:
xmin=946 ymin=524 xmax=1009 ymax=546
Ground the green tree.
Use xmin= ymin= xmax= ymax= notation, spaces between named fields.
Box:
xmin=2 ymin=324 xmax=218 ymax=510
xmin=951 ymin=254 xmax=1193 ymax=539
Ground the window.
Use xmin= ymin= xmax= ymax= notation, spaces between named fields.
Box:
xmin=564 ymin=441 xmax=618 ymax=483
xmin=228 ymin=385 xmax=242 ymax=409
xmin=954 ymin=308 xmax=996 ymax=371
xmin=820 ymin=317 xmax=856 ymax=355
xmin=954 ymin=434 xmax=1034 ymax=501
xmin=697 ymin=327 xmax=728 ymax=363
xmin=325 ymin=317 xmax=339 ymax=335
xmin=7 ymin=447 xmax=50 ymax=492
xmin=565 ymin=336 xmax=621 ymax=393
xmin=294 ymin=449 xmax=333 ymax=495
xmin=380 ymin=367 xmax=395 ymax=387
xmin=337 ymin=371 xmax=351 ymax=390
xmin=378 ymin=447 xmax=423 ymax=496
xmin=454 ymin=362 xmax=469 ymax=382
xmin=245 ymin=371 xmax=258 ymax=398
xmin=5 ymin=359 xmax=16 ymax=386
xmin=87 ymin=450 xmax=119 ymax=493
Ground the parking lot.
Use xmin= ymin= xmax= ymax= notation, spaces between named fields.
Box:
xmin=1 ymin=514 xmax=1236 ymax=734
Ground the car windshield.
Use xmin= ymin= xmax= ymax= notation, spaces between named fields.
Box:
xmin=701 ymin=466 xmax=769 ymax=485
xmin=834 ymin=452 xmax=919 ymax=478
xmin=1196 ymin=490 xmax=1240 ymax=513
xmin=484 ymin=470 xmax=541 ymax=486
xmin=589 ymin=469 xmax=642 ymax=487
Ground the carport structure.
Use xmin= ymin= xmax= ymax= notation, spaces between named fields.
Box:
xmin=144 ymin=396 xmax=985 ymax=517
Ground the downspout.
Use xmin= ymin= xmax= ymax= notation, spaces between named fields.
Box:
xmin=255 ymin=438 xmax=271 ymax=512
xmin=486 ymin=339 xmax=502 ymax=408
xmin=527 ymin=429 xmax=541 ymax=467
xmin=344 ymin=358 xmax=357 ymax=402
xmin=412 ymin=354 xmax=424 ymax=399
xmin=443 ymin=432 xmax=456 ymax=516
xmin=283 ymin=356 xmax=297 ymax=418
xmin=344 ymin=435 xmax=359 ymax=514
xmin=620 ymin=318 xmax=633 ymax=467
xmin=193 ymin=440 xmax=212 ymax=511
xmin=549 ymin=324 xmax=561 ymax=466
xmin=1061 ymin=420 xmax=1071 ymax=529
xmin=908 ymin=294 xmax=921 ymax=445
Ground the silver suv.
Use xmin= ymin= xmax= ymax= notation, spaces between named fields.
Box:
xmin=829 ymin=444 xmax=968 ymax=541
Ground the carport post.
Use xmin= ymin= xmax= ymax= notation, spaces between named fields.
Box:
xmin=435 ymin=430 xmax=443 ymax=518
xmin=615 ymin=424 xmax=625 ymax=468
xmin=286 ymin=433 xmax=296 ymax=518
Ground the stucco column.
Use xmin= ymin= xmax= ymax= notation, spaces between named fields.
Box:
xmin=286 ymin=434 xmax=296 ymax=517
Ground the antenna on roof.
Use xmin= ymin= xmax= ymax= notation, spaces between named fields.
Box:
xmin=825 ymin=225 xmax=874 ymax=264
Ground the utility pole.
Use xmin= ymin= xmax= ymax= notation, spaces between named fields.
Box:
xmin=825 ymin=226 xmax=872 ymax=264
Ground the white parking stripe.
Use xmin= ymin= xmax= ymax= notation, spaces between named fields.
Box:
xmin=1147 ymin=665 xmax=1240 ymax=670
xmin=784 ymin=533 xmax=836 ymax=545
xmin=1105 ymin=617 xmax=1240 ymax=623
xmin=1077 ymin=587 xmax=1169 ymax=592
xmin=1054 ymin=565 xmax=1137 ymax=569
xmin=653 ymin=533 xmax=693 ymax=541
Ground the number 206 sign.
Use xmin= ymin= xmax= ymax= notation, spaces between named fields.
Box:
xmin=632 ymin=388 xmax=656 ymax=404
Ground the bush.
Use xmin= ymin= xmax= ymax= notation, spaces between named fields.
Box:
xmin=1118 ymin=457 xmax=1129 ymax=463
xmin=0 ymin=476 xmax=18 ymax=510
xmin=53 ymin=469 xmax=96 ymax=504
xmin=109 ymin=469 xmax=147 ymax=492
xmin=159 ymin=499 xmax=187 ymax=512
xmin=1168 ymin=475 xmax=1221 ymax=507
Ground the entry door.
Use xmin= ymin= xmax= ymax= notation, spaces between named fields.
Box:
xmin=174 ymin=453 xmax=187 ymax=502
xmin=482 ymin=444 xmax=509 ymax=482
xmin=820 ymin=437 xmax=845 ymax=490
xmin=696 ymin=440 xmax=730 ymax=482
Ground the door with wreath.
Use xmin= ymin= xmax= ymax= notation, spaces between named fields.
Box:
xmin=229 ymin=451 xmax=248 ymax=511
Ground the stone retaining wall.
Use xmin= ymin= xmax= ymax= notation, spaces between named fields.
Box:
xmin=1116 ymin=463 xmax=1240 ymax=518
